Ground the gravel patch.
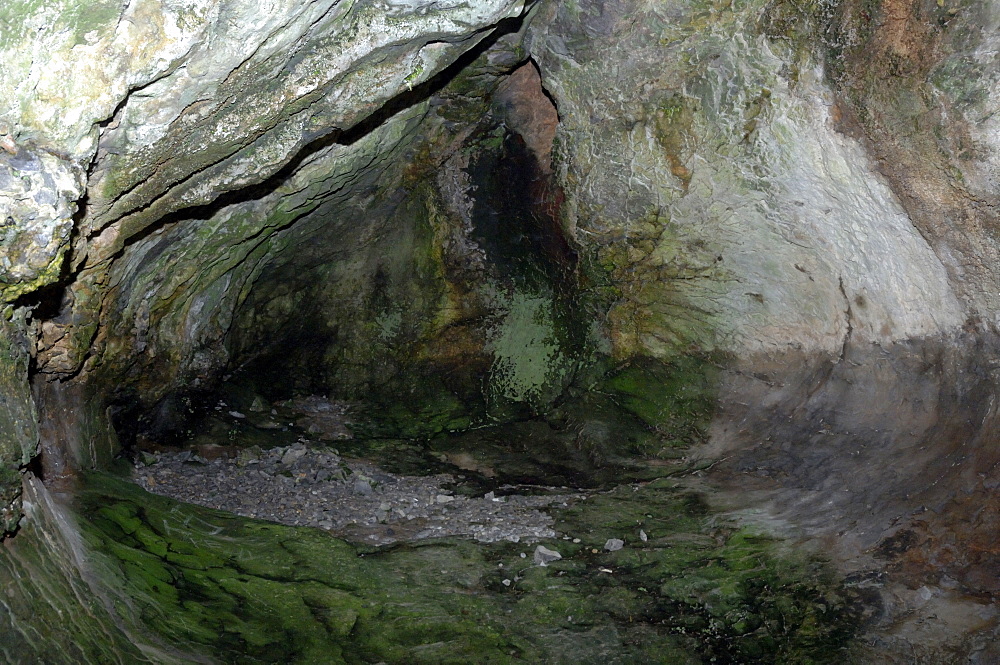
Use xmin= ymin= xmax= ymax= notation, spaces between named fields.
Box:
xmin=132 ymin=442 xmax=584 ymax=546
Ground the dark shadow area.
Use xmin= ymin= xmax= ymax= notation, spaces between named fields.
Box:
xmin=468 ymin=129 xmax=576 ymax=292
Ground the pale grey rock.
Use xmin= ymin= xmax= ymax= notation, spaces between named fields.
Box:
xmin=533 ymin=545 xmax=562 ymax=566
xmin=280 ymin=446 xmax=307 ymax=465
xmin=0 ymin=149 xmax=82 ymax=302
xmin=604 ymin=538 xmax=624 ymax=552
xmin=530 ymin=0 xmax=964 ymax=358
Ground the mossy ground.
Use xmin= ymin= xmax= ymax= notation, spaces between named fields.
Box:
xmin=77 ymin=466 xmax=862 ymax=664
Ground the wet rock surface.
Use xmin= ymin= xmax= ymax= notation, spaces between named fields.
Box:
xmin=133 ymin=442 xmax=583 ymax=547
xmin=81 ymin=463 xmax=864 ymax=664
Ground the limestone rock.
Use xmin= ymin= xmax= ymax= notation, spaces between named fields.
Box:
xmin=528 ymin=0 xmax=966 ymax=358
xmin=0 ymin=148 xmax=82 ymax=302
xmin=604 ymin=538 xmax=624 ymax=552
xmin=533 ymin=544 xmax=562 ymax=566
xmin=0 ymin=309 xmax=37 ymax=535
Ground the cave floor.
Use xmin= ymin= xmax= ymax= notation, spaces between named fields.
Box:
xmin=66 ymin=394 xmax=867 ymax=663
xmin=132 ymin=441 xmax=585 ymax=548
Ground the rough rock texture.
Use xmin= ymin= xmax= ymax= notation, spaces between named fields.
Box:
xmin=10 ymin=0 xmax=531 ymax=443
xmin=526 ymin=0 xmax=965 ymax=358
xmin=0 ymin=0 xmax=533 ymax=644
xmin=0 ymin=477 xmax=161 ymax=664
xmin=0 ymin=148 xmax=83 ymax=302
xmin=0 ymin=0 xmax=998 ymax=660
xmin=823 ymin=0 xmax=1000 ymax=322
xmin=31 ymin=0 xmax=527 ymax=382
xmin=0 ymin=310 xmax=37 ymax=534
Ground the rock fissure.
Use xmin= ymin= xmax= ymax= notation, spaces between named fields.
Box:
xmin=837 ymin=275 xmax=854 ymax=364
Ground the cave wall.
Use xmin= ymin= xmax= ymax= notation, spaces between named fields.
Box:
xmin=0 ymin=0 xmax=537 ymax=658
xmin=0 ymin=0 xmax=998 ymax=658
xmin=0 ymin=0 xmax=530 ymax=486
xmin=8 ymin=0 xmax=995 ymax=472
xmin=525 ymin=0 xmax=970 ymax=359
xmin=219 ymin=54 xmax=582 ymax=437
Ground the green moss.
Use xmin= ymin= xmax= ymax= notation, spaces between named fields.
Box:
xmin=0 ymin=0 xmax=120 ymax=50
xmin=602 ymin=355 xmax=718 ymax=448
xmin=0 ymin=308 xmax=36 ymax=532
xmin=486 ymin=288 xmax=573 ymax=409
xmin=0 ymin=488 xmax=158 ymax=663
xmin=72 ymin=465 xmax=861 ymax=664
xmin=651 ymin=94 xmax=696 ymax=188
xmin=77 ymin=473 xmax=528 ymax=663
xmin=350 ymin=367 xmax=478 ymax=439
xmin=550 ymin=484 xmax=863 ymax=663
xmin=585 ymin=211 xmax=728 ymax=360
xmin=0 ymin=244 xmax=68 ymax=303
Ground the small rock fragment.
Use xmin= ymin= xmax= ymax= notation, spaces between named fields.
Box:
xmin=281 ymin=447 xmax=307 ymax=465
xmin=604 ymin=538 xmax=625 ymax=552
xmin=639 ymin=529 xmax=648 ymax=542
xmin=436 ymin=494 xmax=455 ymax=504
xmin=228 ymin=410 xmax=246 ymax=419
xmin=534 ymin=545 xmax=562 ymax=566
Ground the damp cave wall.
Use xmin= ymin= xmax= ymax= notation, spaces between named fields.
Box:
xmin=0 ymin=0 xmax=998 ymax=658
xmin=2 ymin=0 xmax=997 ymax=508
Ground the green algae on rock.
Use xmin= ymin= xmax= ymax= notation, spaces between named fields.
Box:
xmin=0 ymin=478 xmax=159 ymax=664
xmin=74 ymin=468 xmax=862 ymax=664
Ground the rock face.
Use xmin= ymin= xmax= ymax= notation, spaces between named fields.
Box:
xmin=0 ymin=149 xmax=82 ymax=302
xmin=0 ymin=0 xmax=998 ymax=659
xmin=0 ymin=310 xmax=37 ymax=534
xmin=527 ymin=0 xmax=967 ymax=357
xmin=1 ymin=0 xmax=529 ymax=480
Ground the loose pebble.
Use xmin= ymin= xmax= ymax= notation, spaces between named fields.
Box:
xmin=533 ymin=545 xmax=562 ymax=566
xmin=604 ymin=538 xmax=625 ymax=552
